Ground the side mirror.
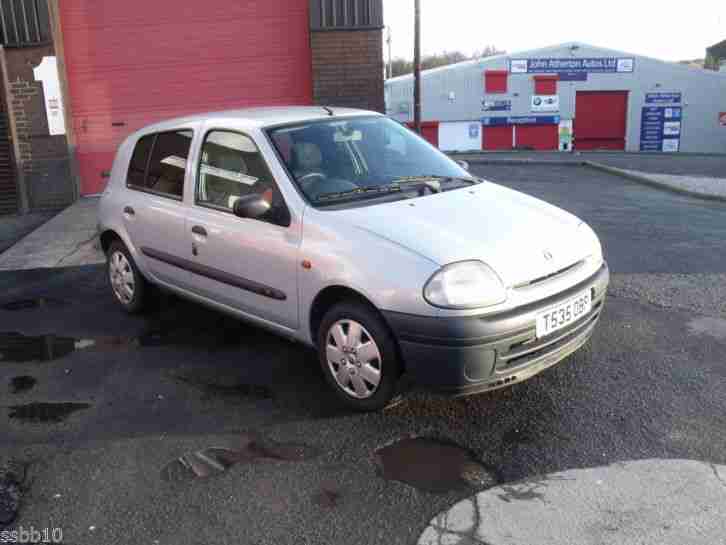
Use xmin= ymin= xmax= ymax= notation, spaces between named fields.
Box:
xmin=456 ymin=160 xmax=470 ymax=172
xmin=232 ymin=194 xmax=271 ymax=219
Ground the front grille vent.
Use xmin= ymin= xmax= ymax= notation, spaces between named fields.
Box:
xmin=515 ymin=260 xmax=584 ymax=289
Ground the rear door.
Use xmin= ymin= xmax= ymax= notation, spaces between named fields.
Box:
xmin=123 ymin=129 xmax=195 ymax=290
xmin=184 ymin=128 xmax=300 ymax=330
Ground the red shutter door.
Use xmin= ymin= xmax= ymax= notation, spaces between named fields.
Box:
xmin=516 ymin=125 xmax=558 ymax=150
xmin=59 ymin=0 xmax=313 ymax=195
xmin=421 ymin=122 xmax=439 ymax=147
xmin=483 ymin=126 xmax=513 ymax=150
xmin=534 ymin=75 xmax=558 ymax=95
xmin=574 ymin=91 xmax=629 ymax=150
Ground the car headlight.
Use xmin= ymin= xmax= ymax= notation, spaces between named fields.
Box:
xmin=423 ymin=260 xmax=507 ymax=309
xmin=578 ymin=222 xmax=603 ymax=264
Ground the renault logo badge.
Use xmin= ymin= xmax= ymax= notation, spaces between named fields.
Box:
xmin=543 ymin=250 xmax=553 ymax=261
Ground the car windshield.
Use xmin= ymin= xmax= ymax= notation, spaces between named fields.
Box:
xmin=267 ymin=116 xmax=474 ymax=206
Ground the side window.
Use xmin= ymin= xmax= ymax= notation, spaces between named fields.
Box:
xmin=196 ymin=130 xmax=289 ymax=226
xmin=127 ymin=130 xmax=193 ymax=199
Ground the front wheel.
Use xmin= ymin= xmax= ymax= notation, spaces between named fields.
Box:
xmin=318 ymin=300 xmax=402 ymax=411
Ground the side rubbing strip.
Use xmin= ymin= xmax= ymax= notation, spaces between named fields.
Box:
xmin=141 ymin=247 xmax=287 ymax=301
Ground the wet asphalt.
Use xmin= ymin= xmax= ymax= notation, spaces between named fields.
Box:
xmin=1 ymin=167 xmax=726 ymax=544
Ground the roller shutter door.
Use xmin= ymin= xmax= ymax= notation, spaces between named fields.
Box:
xmin=59 ymin=0 xmax=314 ymax=195
xmin=483 ymin=126 xmax=513 ymax=150
xmin=574 ymin=91 xmax=629 ymax=150
xmin=516 ymin=125 xmax=558 ymax=151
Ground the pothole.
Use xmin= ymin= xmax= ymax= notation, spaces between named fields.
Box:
xmin=8 ymin=402 xmax=91 ymax=423
xmin=10 ymin=376 xmax=36 ymax=394
xmin=375 ymin=437 xmax=498 ymax=494
xmin=1 ymin=298 xmax=67 ymax=312
xmin=312 ymin=487 xmax=342 ymax=509
xmin=174 ymin=372 xmax=273 ymax=401
xmin=161 ymin=433 xmax=320 ymax=482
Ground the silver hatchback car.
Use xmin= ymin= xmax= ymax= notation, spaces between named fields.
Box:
xmin=98 ymin=107 xmax=609 ymax=411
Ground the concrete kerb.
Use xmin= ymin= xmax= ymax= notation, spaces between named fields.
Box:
xmin=458 ymin=155 xmax=726 ymax=203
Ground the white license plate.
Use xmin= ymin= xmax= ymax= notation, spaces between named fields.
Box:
xmin=536 ymin=289 xmax=592 ymax=339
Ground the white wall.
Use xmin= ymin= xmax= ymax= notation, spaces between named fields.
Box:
xmin=438 ymin=121 xmax=482 ymax=151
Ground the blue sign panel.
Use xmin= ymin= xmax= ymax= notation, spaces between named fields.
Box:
xmin=482 ymin=99 xmax=512 ymax=112
xmin=640 ymin=106 xmax=682 ymax=152
xmin=482 ymin=116 xmax=560 ymax=126
xmin=558 ymin=71 xmax=588 ymax=81
xmin=645 ymin=92 xmax=682 ymax=104
xmin=469 ymin=123 xmax=480 ymax=139
xmin=510 ymin=57 xmax=635 ymax=75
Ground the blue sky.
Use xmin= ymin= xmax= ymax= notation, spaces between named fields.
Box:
xmin=384 ymin=0 xmax=724 ymax=62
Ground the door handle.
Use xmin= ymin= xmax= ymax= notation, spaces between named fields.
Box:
xmin=191 ymin=225 xmax=207 ymax=237
xmin=123 ymin=206 xmax=135 ymax=216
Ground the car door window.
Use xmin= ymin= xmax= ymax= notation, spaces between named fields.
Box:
xmin=196 ymin=130 xmax=290 ymax=227
xmin=127 ymin=130 xmax=193 ymax=200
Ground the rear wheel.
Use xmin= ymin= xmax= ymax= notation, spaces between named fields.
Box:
xmin=318 ymin=300 xmax=402 ymax=411
xmin=107 ymin=241 xmax=149 ymax=314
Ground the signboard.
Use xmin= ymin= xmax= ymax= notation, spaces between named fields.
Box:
xmin=645 ymin=92 xmax=682 ymax=104
xmin=720 ymin=112 xmax=726 ymax=126
xmin=32 ymin=56 xmax=66 ymax=136
xmin=482 ymin=115 xmax=560 ymax=126
xmin=510 ymin=57 xmax=635 ymax=75
xmin=482 ymin=99 xmax=512 ymax=112
xmin=558 ymin=119 xmax=573 ymax=151
xmin=531 ymin=95 xmax=559 ymax=112
xmin=640 ymin=106 xmax=682 ymax=152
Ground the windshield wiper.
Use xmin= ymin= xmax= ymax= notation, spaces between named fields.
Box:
xmin=315 ymin=176 xmax=481 ymax=204
xmin=316 ymin=185 xmax=403 ymax=203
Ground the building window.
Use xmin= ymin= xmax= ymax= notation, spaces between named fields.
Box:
xmin=0 ymin=0 xmax=51 ymax=48
xmin=484 ymin=70 xmax=508 ymax=94
xmin=310 ymin=0 xmax=383 ymax=30
xmin=534 ymin=75 xmax=558 ymax=95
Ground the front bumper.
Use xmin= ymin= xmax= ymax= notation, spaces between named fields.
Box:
xmin=383 ymin=262 xmax=610 ymax=396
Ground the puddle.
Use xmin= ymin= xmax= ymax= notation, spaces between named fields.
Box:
xmin=0 ymin=333 xmax=79 ymax=363
xmin=375 ymin=437 xmax=498 ymax=494
xmin=10 ymin=376 xmax=36 ymax=394
xmin=1 ymin=298 xmax=67 ymax=312
xmin=161 ymin=433 xmax=319 ymax=482
xmin=8 ymin=402 xmax=91 ymax=423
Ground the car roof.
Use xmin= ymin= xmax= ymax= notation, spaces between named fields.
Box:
xmin=135 ymin=106 xmax=382 ymax=135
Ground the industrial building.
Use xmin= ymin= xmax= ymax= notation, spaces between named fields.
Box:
xmin=385 ymin=43 xmax=726 ymax=154
xmin=0 ymin=0 xmax=385 ymax=215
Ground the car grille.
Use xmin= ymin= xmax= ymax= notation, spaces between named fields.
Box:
xmin=514 ymin=260 xmax=585 ymax=289
xmin=495 ymin=299 xmax=603 ymax=371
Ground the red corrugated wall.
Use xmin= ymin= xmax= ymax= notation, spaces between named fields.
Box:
xmin=59 ymin=1 xmax=314 ymax=195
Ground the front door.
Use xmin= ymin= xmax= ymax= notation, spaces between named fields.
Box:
xmin=184 ymin=129 xmax=300 ymax=330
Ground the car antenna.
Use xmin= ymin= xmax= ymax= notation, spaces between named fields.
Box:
xmin=322 ymin=106 xmax=334 ymax=116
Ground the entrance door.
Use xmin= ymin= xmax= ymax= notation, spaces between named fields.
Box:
xmin=0 ymin=92 xmax=18 ymax=215
xmin=574 ymin=91 xmax=629 ymax=150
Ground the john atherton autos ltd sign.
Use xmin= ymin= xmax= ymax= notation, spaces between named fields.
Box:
xmin=510 ymin=57 xmax=635 ymax=74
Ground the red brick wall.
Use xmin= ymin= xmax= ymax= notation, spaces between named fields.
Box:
xmin=311 ymin=29 xmax=384 ymax=113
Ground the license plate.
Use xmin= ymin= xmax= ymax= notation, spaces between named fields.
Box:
xmin=536 ymin=289 xmax=592 ymax=338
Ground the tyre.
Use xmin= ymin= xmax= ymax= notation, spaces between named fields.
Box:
xmin=318 ymin=300 xmax=402 ymax=411
xmin=106 ymin=241 xmax=150 ymax=314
